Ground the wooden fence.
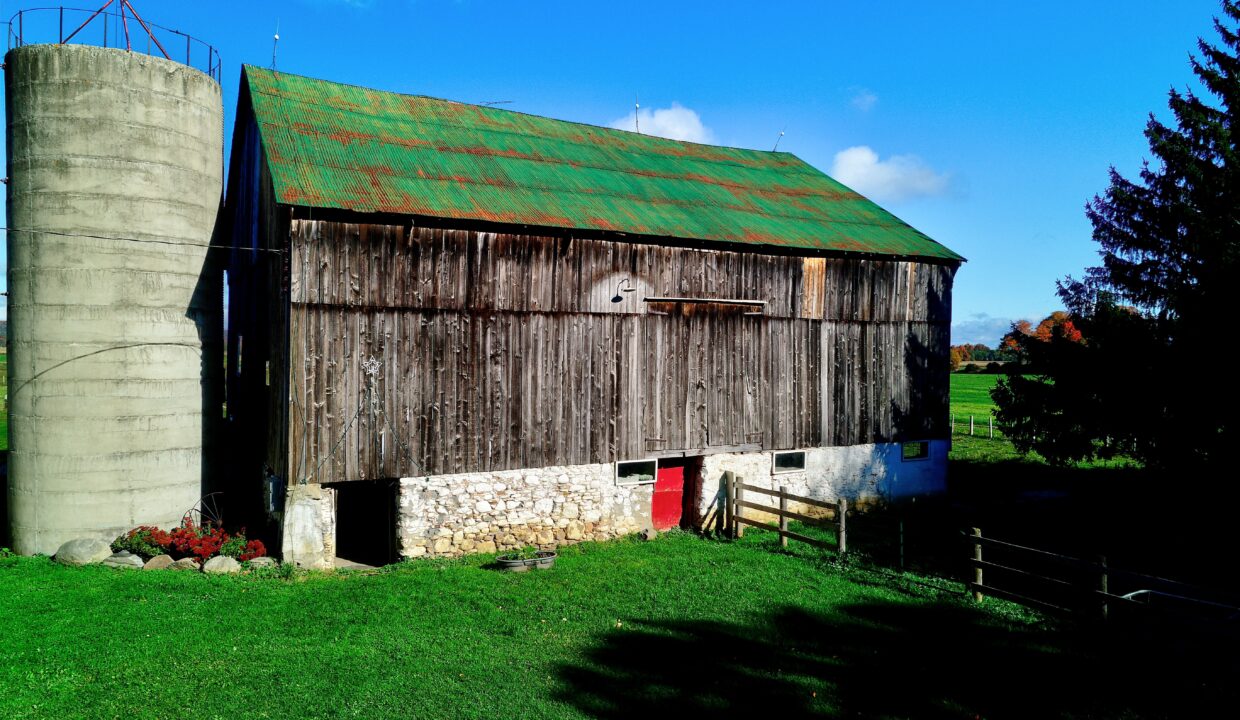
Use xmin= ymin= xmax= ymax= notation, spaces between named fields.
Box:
xmin=967 ymin=528 xmax=1240 ymax=625
xmin=723 ymin=471 xmax=847 ymax=553
xmin=951 ymin=414 xmax=1003 ymax=438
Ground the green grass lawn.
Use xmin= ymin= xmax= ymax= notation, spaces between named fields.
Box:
xmin=0 ymin=533 xmax=1230 ymax=719
xmin=949 ymin=371 xmax=1002 ymax=425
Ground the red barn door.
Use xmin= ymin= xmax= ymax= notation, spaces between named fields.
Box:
xmin=652 ymin=463 xmax=685 ymax=530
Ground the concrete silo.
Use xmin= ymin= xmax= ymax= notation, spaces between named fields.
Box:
xmin=5 ymin=43 xmax=223 ymax=555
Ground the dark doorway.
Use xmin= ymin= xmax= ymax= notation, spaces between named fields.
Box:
xmin=330 ymin=479 xmax=400 ymax=567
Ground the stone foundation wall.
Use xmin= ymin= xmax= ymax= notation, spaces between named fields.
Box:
xmin=280 ymin=443 xmax=946 ymax=563
xmin=398 ymin=464 xmax=653 ymax=558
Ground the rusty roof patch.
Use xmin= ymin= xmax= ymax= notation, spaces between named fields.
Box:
xmin=242 ymin=66 xmax=962 ymax=261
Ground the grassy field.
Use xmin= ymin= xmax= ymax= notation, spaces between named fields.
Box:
xmin=2 ymin=531 xmax=1229 ymax=719
xmin=949 ymin=372 xmax=1002 ymax=420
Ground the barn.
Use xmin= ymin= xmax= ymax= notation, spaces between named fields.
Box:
xmin=222 ymin=66 xmax=963 ymax=568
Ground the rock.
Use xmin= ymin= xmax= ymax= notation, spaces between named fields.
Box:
xmin=170 ymin=558 xmax=200 ymax=571
xmin=565 ymin=521 xmax=584 ymax=541
xmin=202 ymin=556 xmax=241 ymax=574
xmin=639 ymin=527 xmax=658 ymax=542
xmin=101 ymin=551 xmax=144 ymax=569
xmin=144 ymin=554 xmax=174 ymax=570
xmin=561 ymin=502 xmax=580 ymax=520
xmin=432 ymin=537 xmax=452 ymax=553
xmin=475 ymin=540 xmax=497 ymax=554
xmin=247 ymin=557 xmax=278 ymax=569
xmin=54 ymin=538 xmax=113 ymax=566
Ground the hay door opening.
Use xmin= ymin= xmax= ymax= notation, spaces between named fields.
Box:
xmin=330 ymin=479 xmax=399 ymax=567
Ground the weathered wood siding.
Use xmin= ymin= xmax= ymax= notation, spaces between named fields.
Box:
xmin=224 ymin=118 xmax=291 ymax=509
xmin=285 ymin=221 xmax=954 ymax=482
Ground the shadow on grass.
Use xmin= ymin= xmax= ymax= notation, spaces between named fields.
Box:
xmin=556 ymin=599 xmax=1234 ymax=719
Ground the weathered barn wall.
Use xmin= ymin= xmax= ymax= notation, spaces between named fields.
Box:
xmin=222 ymin=107 xmax=291 ymax=532
xmin=5 ymin=44 xmax=223 ymax=555
xmin=282 ymin=220 xmax=953 ymax=484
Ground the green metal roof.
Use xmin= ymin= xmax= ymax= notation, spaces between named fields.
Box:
xmin=243 ymin=66 xmax=962 ymax=261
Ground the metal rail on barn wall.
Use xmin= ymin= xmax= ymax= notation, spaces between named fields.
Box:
xmin=5 ymin=4 xmax=221 ymax=82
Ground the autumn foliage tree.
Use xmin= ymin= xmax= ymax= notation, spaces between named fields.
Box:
xmin=993 ymin=1 xmax=1240 ymax=468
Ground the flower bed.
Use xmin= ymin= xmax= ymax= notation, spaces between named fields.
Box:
xmin=112 ymin=520 xmax=266 ymax=566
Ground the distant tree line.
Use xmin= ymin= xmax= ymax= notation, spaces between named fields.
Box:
xmin=948 ymin=343 xmax=1015 ymax=372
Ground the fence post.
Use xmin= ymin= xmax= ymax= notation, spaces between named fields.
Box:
xmin=735 ymin=476 xmax=745 ymax=539
xmin=950 ymin=414 xmax=955 ymax=434
xmin=723 ymin=471 xmax=735 ymax=538
xmin=1097 ymin=555 xmax=1109 ymax=622
xmin=898 ymin=516 xmax=905 ymax=569
xmin=779 ymin=485 xmax=788 ymax=548
xmin=837 ymin=497 xmax=847 ymax=555
xmin=971 ymin=527 xmax=984 ymax=602
xmin=970 ymin=415 xmax=975 ymax=436
xmin=989 ymin=416 xmax=994 ymax=439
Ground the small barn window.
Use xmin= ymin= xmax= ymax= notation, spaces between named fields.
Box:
xmin=902 ymin=441 xmax=930 ymax=461
xmin=773 ymin=451 xmax=806 ymax=473
xmin=616 ymin=459 xmax=657 ymax=486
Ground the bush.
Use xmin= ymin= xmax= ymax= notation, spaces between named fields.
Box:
xmin=111 ymin=526 xmax=173 ymax=560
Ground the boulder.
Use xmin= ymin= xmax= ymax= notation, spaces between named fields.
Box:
xmin=170 ymin=558 xmax=200 ymax=571
xmin=202 ymin=556 xmax=241 ymax=574
xmin=53 ymin=538 xmax=113 ymax=566
xmin=143 ymin=554 xmax=174 ymax=570
xmin=639 ymin=527 xmax=658 ymax=542
xmin=247 ymin=557 xmax=278 ymax=569
xmin=101 ymin=551 xmax=145 ymax=569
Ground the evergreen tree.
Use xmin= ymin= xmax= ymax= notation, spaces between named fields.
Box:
xmin=994 ymin=1 xmax=1240 ymax=468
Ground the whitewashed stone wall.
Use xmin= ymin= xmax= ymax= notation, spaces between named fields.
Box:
xmin=281 ymin=483 xmax=337 ymax=569
xmin=398 ymin=463 xmax=654 ymax=558
xmin=696 ymin=441 xmax=948 ymax=527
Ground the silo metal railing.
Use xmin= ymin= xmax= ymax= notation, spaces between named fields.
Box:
xmin=5 ymin=4 xmax=220 ymax=81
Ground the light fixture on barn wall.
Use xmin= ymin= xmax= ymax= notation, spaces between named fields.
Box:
xmin=612 ymin=277 xmax=638 ymax=303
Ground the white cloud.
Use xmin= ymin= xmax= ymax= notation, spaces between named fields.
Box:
xmin=850 ymin=88 xmax=878 ymax=112
xmin=951 ymin=313 xmax=1019 ymax=347
xmin=609 ymin=103 xmax=714 ymax=144
xmin=830 ymin=146 xmax=950 ymax=202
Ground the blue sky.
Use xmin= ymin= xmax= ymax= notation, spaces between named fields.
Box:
xmin=0 ymin=0 xmax=1224 ymax=345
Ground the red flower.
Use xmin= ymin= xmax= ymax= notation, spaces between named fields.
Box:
xmin=239 ymin=539 xmax=267 ymax=562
